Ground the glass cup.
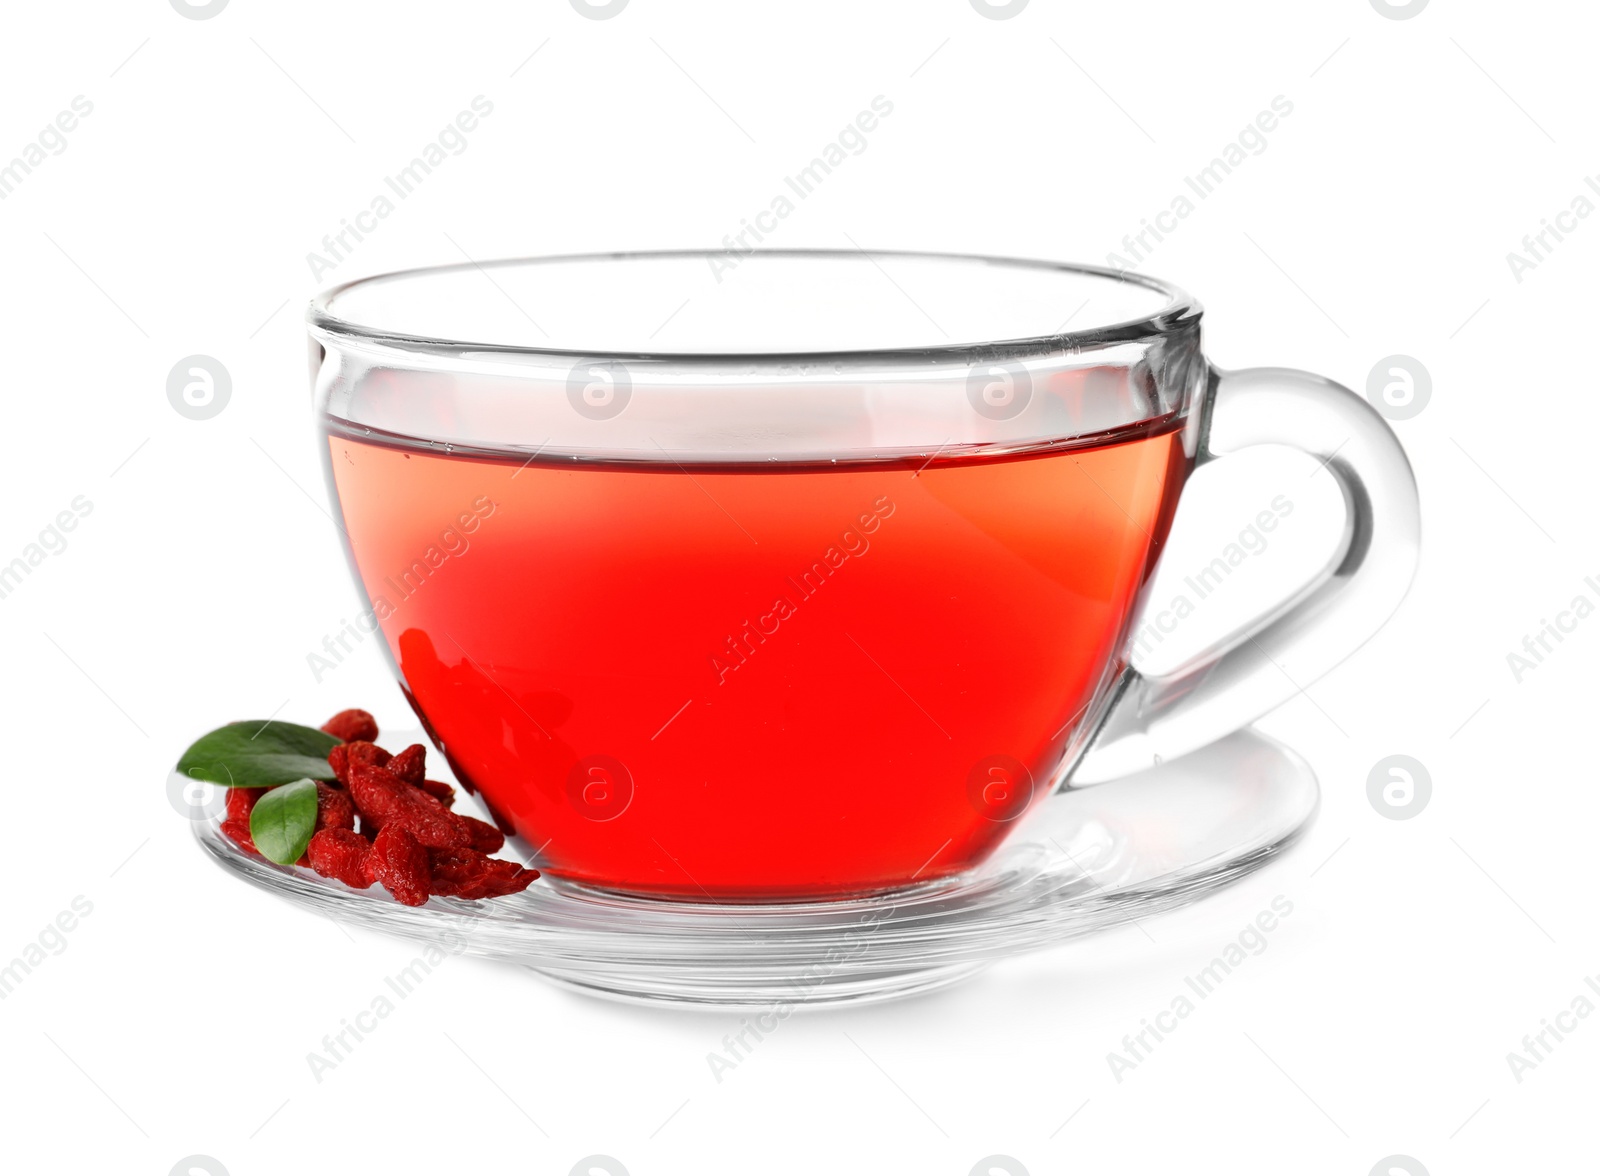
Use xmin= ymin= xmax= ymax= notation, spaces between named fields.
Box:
xmin=309 ymin=250 xmax=1419 ymax=901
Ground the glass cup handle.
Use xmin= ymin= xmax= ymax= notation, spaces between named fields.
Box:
xmin=1067 ymin=365 xmax=1421 ymax=786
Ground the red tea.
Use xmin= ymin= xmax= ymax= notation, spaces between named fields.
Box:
xmin=327 ymin=423 xmax=1188 ymax=899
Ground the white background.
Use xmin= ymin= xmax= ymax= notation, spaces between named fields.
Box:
xmin=2 ymin=1 xmax=1595 ymax=1173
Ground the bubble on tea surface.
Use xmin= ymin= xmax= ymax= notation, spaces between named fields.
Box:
xmin=1368 ymin=0 xmax=1429 ymax=19
xmin=1369 ymin=1157 xmax=1428 ymax=1176
xmin=567 ymin=360 xmax=632 ymax=420
xmin=969 ymin=0 xmax=1029 ymax=18
xmin=967 ymin=755 xmax=1033 ymax=822
xmin=169 ymin=0 xmax=230 ymax=18
xmin=966 ymin=361 xmax=1032 ymax=421
xmin=170 ymin=1157 xmax=229 ymax=1176
xmin=569 ymin=0 xmax=630 ymax=19
xmin=1365 ymin=355 xmax=1430 ymax=420
xmin=569 ymin=1157 xmax=629 ymax=1176
xmin=567 ymin=756 xmax=634 ymax=821
xmin=167 ymin=355 xmax=231 ymax=420
xmin=1366 ymin=755 xmax=1431 ymax=820
xmin=168 ymin=771 xmax=227 ymax=823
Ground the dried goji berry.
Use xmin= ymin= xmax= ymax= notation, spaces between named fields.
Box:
xmin=460 ymin=816 xmax=504 ymax=854
xmin=418 ymin=778 xmax=455 ymax=808
xmin=217 ymin=705 xmax=542 ymax=903
xmin=427 ymin=847 xmax=539 ymax=900
xmin=327 ymin=740 xmax=390 ymax=785
xmin=368 ymin=825 xmax=430 ymax=906
xmin=221 ymin=817 xmax=257 ymax=854
xmin=387 ymin=743 xmax=426 ymax=785
xmin=346 ymin=764 xmax=405 ymax=821
xmin=347 ymin=741 xmax=392 ymax=771
xmin=226 ymin=787 xmax=266 ymax=822
xmin=426 ymin=848 xmax=487 ymax=897
xmin=307 ymin=828 xmax=372 ymax=889
xmin=479 ymin=872 xmax=537 ymax=899
xmin=315 ymin=782 xmax=356 ymax=833
xmin=321 ymin=709 xmax=379 ymax=743
xmin=347 ymin=764 xmax=470 ymax=851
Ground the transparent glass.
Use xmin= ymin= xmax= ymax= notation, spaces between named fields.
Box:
xmin=308 ymin=250 xmax=1418 ymax=901
xmin=196 ymin=727 xmax=1320 ymax=1008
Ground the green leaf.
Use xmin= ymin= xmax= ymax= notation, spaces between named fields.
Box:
xmin=250 ymin=778 xmax=320 ymax=865
xmin=175 ymin=721 xmax=339 ymax=788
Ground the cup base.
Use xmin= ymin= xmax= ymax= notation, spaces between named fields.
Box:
xmin=190 ymin=726 xmax=1317 ymax=1008
xmin=528 ymin=957 xmax=994 ymax=1010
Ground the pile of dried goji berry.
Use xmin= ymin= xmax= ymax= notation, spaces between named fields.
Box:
xmin=220 ymin=709 xmax=538 ymax=906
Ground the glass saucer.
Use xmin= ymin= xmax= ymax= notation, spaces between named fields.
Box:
xmin=190 ymin=727 xmax=1317 ymax=1008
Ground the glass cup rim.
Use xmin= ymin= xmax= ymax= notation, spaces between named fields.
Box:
xmin=307 ymin=248 xmax=1204 ymax=367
